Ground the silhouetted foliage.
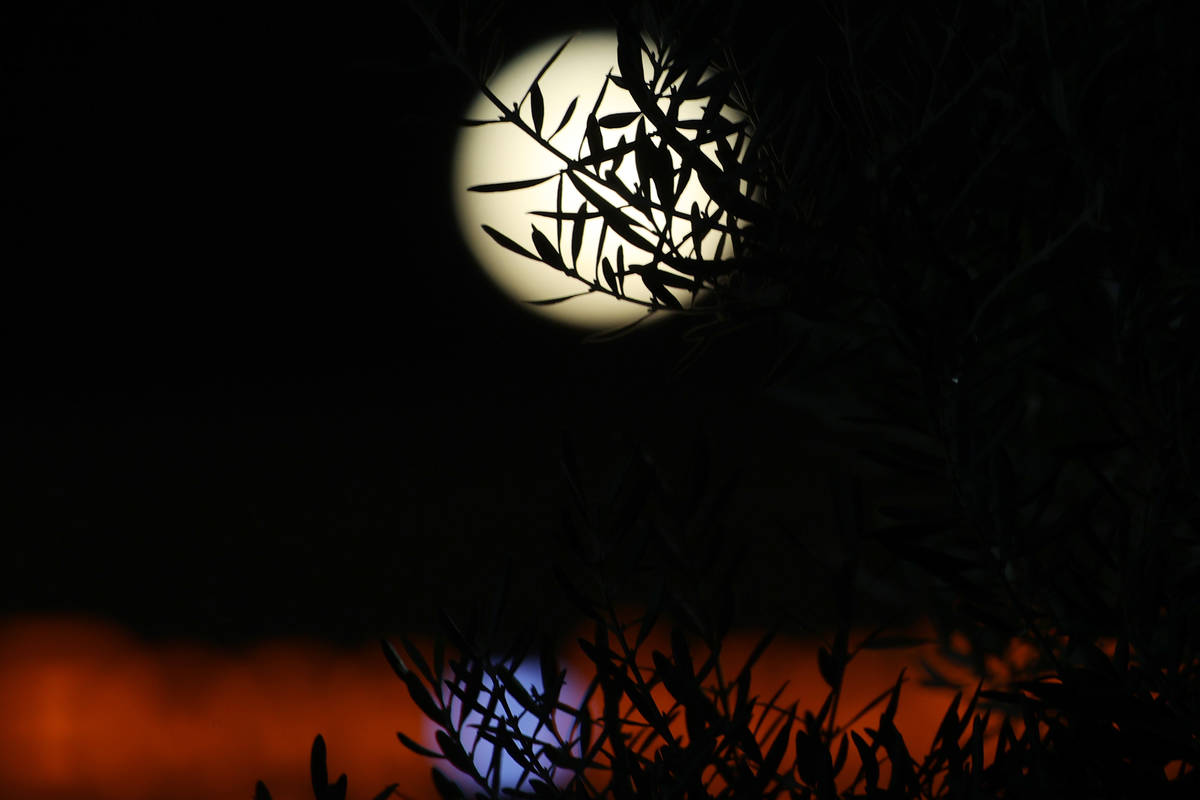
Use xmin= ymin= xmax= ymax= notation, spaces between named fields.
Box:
xmin=258 ymin=0 xmax=1198 ymax=797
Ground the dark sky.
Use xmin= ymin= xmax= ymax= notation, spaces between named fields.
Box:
xmin=3 ymin=1 xmax=858 ymax=651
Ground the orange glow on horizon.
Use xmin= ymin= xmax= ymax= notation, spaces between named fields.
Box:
xmin=0 ymin=614 xmax=1041 ymax=800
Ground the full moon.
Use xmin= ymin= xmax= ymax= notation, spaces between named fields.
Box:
xmin=452 ymin=29 xmax=752 ymax=331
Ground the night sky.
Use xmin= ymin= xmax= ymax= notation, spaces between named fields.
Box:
xmin=4 ymin=1 xmax=859 ymax=653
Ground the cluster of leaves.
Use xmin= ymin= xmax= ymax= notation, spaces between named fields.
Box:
xmin=258 ymin=0 xmax=1198 ymax=797
xmin=413 ymin=0 xmax=768 ymax=335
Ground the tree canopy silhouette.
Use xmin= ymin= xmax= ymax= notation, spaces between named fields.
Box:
xmin=258 ymin=1 xmax=1197 ymax=797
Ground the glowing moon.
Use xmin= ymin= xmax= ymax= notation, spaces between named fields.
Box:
xmin=452 ymin=29 xmax=751 ymax=330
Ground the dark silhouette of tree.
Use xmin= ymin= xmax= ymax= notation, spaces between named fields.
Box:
xmin=259 ymin=1 xmax=1198 ymax=797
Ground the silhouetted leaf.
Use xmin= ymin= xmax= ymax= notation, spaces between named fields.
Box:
xmin=530 ymin=225 xmax=566 ymax=271
xmin=570 ymin=201 xmax=586 ymax=267
xmin=481 ymin=224 xmax=537 ymax=261
xmin=612 ymin=134 xmax=627 ymax=171
xmin=585 ymin=114 xmax=604 ymax=163
xmin=254 ymin=780 xmax=272 ymax=800
xmin=397 ymin=731 xmax=444 ymax=760
xmin=851 ymin=731 xmax=879 ymax=788
xmin=310 ymin=735 xmax=328 ymax=798
xmin=633 ymin=117 xmax=653 ymax=201
xmin=690 ymin=201 xmax=707 ymax=254
xmin=370 ymin=784 xmax=398 ymax=800
xmin=832 ymin=732 xmax=850 ymax=777
xmin=531 ymin=35 xmax=573 ymax=86
xmin=530 ymin=82 xmax=544 ymax=135
xmin=398 ymin=634 xmax=437 ymax=688
xmin=601 ymin=257 xmax=619 ymax=296
xmin=616 ymin=246 xmax=627 ymax=295
xmin=382 ymin=639 xmax=410 ymax=680
xmin=527 ymin=291 xmax=594 ymax=306
xmin=599 ymin=111 xmax=640 ymax=128
xmin=467 ymin=175 xmax=556 ymax=193
xmin=550 ymin=96 xmax=578 ymax=139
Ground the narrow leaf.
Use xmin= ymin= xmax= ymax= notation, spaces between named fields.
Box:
xmin=468 ymin=174 xmax=556 ymax=193
xmin=598 ymin=111 xmax=640 ymax=128
xmin=527 ymin=290 xmax=594 ymax=306
xmin=530 ymin=225 xmax=566 ymax=271
xmin=481 ymin=224 xmax=538 ymax=261
xmin=585 ymin=114 xmax=604 ymax=163
xmin=398 ymin=634 xmax=436 ymax=688
xmin=310 ymin=735 xmax=329 ymax=798
xmin=531 ymin=36 xmax=573 ymax=87
xmin=550 ymin=96 xmax=578 ymax=139
xmin=570 ymin=201 xmax=586 ymax=267
xmin=382 ymin=639 xmax=410 ymax=679
xmin=601 ymin=257 xmax=619 ymax=295
xmin=397 ymin=731 xmax=445 ymax=760
xmin=530 ymin=82 xmax=545 ymax=135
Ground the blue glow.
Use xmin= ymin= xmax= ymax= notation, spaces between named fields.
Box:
xmin=423 ymin=656 xmax=584 ymax=794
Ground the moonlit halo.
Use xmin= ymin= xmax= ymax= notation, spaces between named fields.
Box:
xmin=421 ymin=656 xmax=588 ymax=793
xmin=452 ymin=29 xmax=751 ymax=331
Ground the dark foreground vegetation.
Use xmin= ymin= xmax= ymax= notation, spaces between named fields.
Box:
xmin=259 ymin=0 xmax=1198 ymax=796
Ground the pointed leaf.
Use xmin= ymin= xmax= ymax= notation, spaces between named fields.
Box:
xmin=382 ymin=639 xmax=410 ymax=680
xmin=530 ymin=225 xmax=566 ymax=271
xmin=611 ymin=134 xmax=627 ymax=171
xmin=467 ymin=174 xmax=556 ymax=193
xmin=527 ymin=291 xmax=594 ymax=306
xmin=598 ymin=111 xmax=640 ymax=128
xmin=310 ymin=735 xmax=329 ymax=798
xmin=555 ymin=172 xmax=564 ymax=246
xmin=851 ymin=731 xmax=879 ymax=788
xmin=690 ymin=201 xmax=707 ymax=254
xmin=530 ymin=82 xmax=545 ymax=135
xmin=832 ymin=732 xmax=850 ymax=777
xmin=585 ymin=114 xmax=604 ymax=163
xmin=570 ymin=201 xmax=586 ymax=267
xmin=481 ymin=224 xmax=538 ymax=261
xmin=550 ymin=96 xmax=578 ymax=139
xmin=254 ymin=780 xmax=272 ymax=800
xmin=397 ymin=731 xmax=445 ymax=760
xmin=531 ymin=36 xmax=573 ymax=87
xmin=370 ymin=785 xmax=399 ymax=800
xmin=616 ymin=245 xmax=626 ymax=295
xmin=398 ymin=634 xmax=437 ymax=688
xmin=601 ymin=257 xmax=619 ymax=295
